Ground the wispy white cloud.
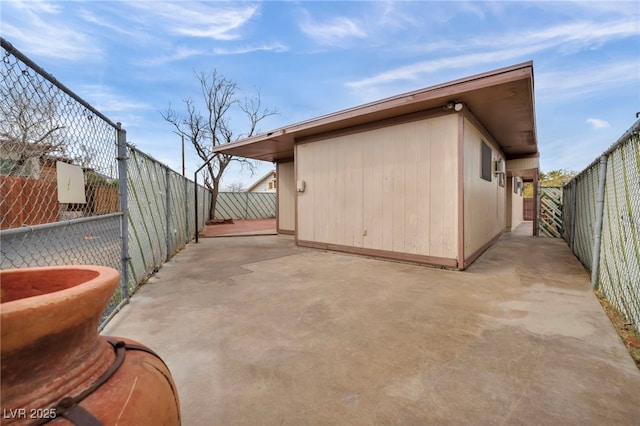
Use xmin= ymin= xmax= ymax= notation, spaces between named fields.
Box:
xmin=416 ymin=18 xmax=637 ymax=56
xmin=2 ymin=0 xmax=636 ymax=181
xmin=2 ymin=1 xmax=97 ymax=61
xmin=507 ymin=20 xmax=638 ymax=54
xmin=586 ymin=118 xmax=611 ymax=129
xmin=346 ymin=18 xmax=638 ymax=90
xmin=299 ymin=12 xmax=367 ymax=46
xmin=213 ymin=43 xmax=288 ymax=55
xmin=138 ymin=47 xmax=206 ymax=66
xmin=540 ymin=136 xmax=604 ymax=172
xmin=365 ymin=1 xmax=421 ymax=32
xmin=537 ymin=0 xmax=640 ymax=17
xmin=455 ymin=1 xmax=488 ymax=20
xmin=7 ymin=0 xmax=61 ymax=14
xmin=80 ymin=84 xmax=150 ymax=115
xmin=128 ymin=2 xmax=259 ymax=41
xmin=536 ymin=61 xmax=639 ymax=100
xmin=138 ymin=41 xmax=288 ymax=66
xmin=346 ymin=46 xmax=538 ymax=90
xmin=78 ymin=9 xmax=146 ymax=40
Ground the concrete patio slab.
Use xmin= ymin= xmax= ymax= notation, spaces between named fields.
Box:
xmin=103 ymin=223 xmax=640 ymax=425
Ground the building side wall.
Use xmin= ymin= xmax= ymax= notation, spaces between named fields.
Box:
xmin=296 ymin=114 xmax=458 ymax=262
xmin=507 ymin=177 xmax=524 ymax=231
xmin=277 ymin=162 xmax=295 ymax=233
xmin=463 ymin=117 xmax=506 ymax=259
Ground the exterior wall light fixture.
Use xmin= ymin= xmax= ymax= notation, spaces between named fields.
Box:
xmin=444 ymin=102 xmax=464 ymax=112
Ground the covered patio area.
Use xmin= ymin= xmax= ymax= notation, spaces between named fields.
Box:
xmin=104 ymin=222 xmax=640 ymax=425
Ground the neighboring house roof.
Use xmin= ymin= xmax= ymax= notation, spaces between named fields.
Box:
xmin=214 ymin=61 xmax=537 ymax=164
xmin=246 ymin=170 xmax=276 ymax=192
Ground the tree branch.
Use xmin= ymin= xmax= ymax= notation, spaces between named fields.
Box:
xmin=161 ymin=68 xmax=277 ymax=218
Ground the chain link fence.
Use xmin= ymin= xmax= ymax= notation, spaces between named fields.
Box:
xmin=562 ymin=119 xmax=640 ymax=331
xmin=0 ymin=38 xmax=212 ymax=328
xmin=126 ymin=147 xmax=211 ymax=295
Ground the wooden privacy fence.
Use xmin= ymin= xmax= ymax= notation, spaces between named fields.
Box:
xmin=214 ymin=192 xmax=276 ymax=220
xmin=67 ymin=184 xmax=120 ymax=215
xmin=0 ymin=175 xmax=58 ymax=229
xmin=89 ymin=185 xmax=119 ymax=214
xmin=523 ymin=198 xmax=535 ymax=220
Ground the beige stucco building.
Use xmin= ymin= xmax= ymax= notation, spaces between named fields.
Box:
xmin=215 ymin=62 xmax=539 ymax=269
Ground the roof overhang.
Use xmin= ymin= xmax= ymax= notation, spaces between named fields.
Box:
xmin=214 ymin=61 xmax=538 ymax=163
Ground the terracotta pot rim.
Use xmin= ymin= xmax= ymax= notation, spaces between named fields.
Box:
xmin=1 ymin=265 xmax=121 ymax=352
xmin=1 ymin=265 xmax=120 ymax=312
xmin=0 ymin=266 xmax=181 ymax=426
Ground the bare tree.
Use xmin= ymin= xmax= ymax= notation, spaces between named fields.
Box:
xmin=0 ymin=72 xmax=66 ymax=176
xmin=162 ymin=70 xmax=277 ymax=220
xmin=224 ymin=181 xmax=247 ymax=192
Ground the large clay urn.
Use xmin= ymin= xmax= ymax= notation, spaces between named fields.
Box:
xmin=1 ymin=265 xmax=180 ymax=425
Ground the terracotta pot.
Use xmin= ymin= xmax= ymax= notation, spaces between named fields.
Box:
xmin=1 ymin=265 xmax=180 ymax=425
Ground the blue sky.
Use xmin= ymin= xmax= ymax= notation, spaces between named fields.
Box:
xmin=2 ymin=0 xmax=639 ymax=188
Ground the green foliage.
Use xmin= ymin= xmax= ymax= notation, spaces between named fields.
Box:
xmin=540 ymin=169 xmax=577 ymax=187
xmin=522 ymin=169 xmax=577 ymax=198
xmin=523 ymin=182 xmax=534 ymax=198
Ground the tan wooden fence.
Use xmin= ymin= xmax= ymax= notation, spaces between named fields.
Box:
xmin=0 ymin=175 xmax=58 ymax=229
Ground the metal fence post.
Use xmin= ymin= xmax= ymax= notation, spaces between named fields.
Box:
xmin=194 ymin=172 xmax=199 ymax=243
xmin=184 ymin=178 xmax=189 ymax=242
xmin=165 ymin=167 xmax=171 ymax=260
xmin=203 ymin=186 xmax=208 ymax=225
xmin=535 ymin=181 xmax=540 ymax=237
xmin=569 ymin=181 xmax=577 ymax=253
xmin=590 ymin=155 xmax=608 ymax=289
xmin=117 ymin=123 xmax=130 ymax=300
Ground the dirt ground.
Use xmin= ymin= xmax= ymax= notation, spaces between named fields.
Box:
xmin=596 ymin=290 xmax=640 ymax=369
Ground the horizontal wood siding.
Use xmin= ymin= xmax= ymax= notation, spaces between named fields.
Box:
xmin=296 ymin=115 xmax=458 ymax=261
xmin=463 ymin=117 xmax=506 ymax=258
xmin=277 ymin=162 xmax=295 ymax=232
